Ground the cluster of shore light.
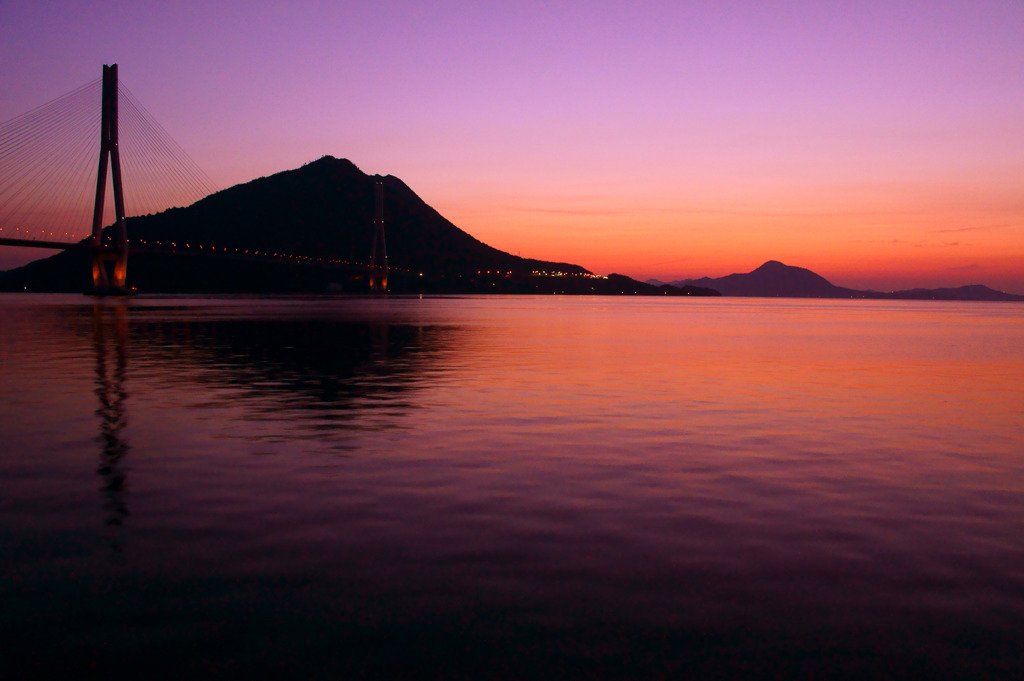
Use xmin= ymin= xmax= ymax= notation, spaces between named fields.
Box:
xmin=530 ymin=270 xmax=608 ymax=279
xmin=477 ymin=270 xmax=607 ymax=279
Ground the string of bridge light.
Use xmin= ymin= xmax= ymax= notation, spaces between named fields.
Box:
xmin=116 ymin=236 xmax=412 ymax=272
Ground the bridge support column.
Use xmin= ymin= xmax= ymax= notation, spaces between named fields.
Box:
xmin=91 ymin=64 xmax=129 ymax=295
xmin=369 ymin=178 xmax=388 ymax=292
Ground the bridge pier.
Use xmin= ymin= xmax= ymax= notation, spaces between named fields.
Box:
xmin=368 ymin=179 xmax=388 ymax=292
xmin=369 ymin=270 xmax=388 ymax=292
xmin=92 ymin=251 xmax=128 ymax=294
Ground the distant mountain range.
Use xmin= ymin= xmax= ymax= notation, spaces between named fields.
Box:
xmin=649 ymin=260 xmax=1024 ymax=301
xmin=0 ymin=156 xmax=714 ymax=296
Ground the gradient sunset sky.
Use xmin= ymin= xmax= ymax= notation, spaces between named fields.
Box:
xmin=2 ymin=0 xmax=1022 ymax=292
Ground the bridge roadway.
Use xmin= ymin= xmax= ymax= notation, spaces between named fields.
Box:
xmin=0 ymin=237 xmax=95 ymax=251
xmin=0 ymin=234 xmax=400 ymax=275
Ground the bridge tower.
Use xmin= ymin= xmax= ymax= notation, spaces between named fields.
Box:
xmin=369 ymin=178 xmax=388 ymax=291
xmin=90 ymin=64 xmax=129 ymax=295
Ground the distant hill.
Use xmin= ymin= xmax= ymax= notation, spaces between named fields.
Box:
xmin=669 ymin=261 xmax=1024 ymax=301
xmin=604 ymin=274 xmax=718 ymax=297
xmin=673 ymin=260 xmax=861 ymax=298
xmin=872 ymin=284 xmax=1024 ymax=302
xmin=2 ymin=156 xmax=703 ymax=295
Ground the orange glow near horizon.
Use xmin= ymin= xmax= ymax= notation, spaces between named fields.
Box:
xmin=423 ymin=167 xmax=1024 ymax=292
xmin=2 ymin=2 xmax=1022 ymax=293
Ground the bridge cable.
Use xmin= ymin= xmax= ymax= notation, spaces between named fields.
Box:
xmin=1 ymin=75 xmax=219 ymax=246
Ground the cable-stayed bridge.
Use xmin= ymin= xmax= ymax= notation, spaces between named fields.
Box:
xmin=0 ymin=65 xmax=389 ymax=293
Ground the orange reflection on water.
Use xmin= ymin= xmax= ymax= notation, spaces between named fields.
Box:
xmin=402 ymin=297 xmax=1024 ymax=497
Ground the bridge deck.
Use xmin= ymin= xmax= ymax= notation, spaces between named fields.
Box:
xmin=0 ymin=237 xmax=92 ymax=251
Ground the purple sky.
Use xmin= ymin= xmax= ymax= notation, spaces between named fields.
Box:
xmin=2 ymin=0 xmax=1023 ymax=291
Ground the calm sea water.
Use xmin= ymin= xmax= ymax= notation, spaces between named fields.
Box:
xmin=1 ymin=293 xmax=1022 ymax=679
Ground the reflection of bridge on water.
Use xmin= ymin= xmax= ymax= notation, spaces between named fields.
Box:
xmin=84 ymin=299 xmax=462 ymax=550
xmin=1 ymin=65 xmax=389 ymax=293
xmin=91 ymin=303 xmax=130 ymax=551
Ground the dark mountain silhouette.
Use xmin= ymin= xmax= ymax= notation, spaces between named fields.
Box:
xmin=1 ymin=156 xmax=717 ymax=295
xmin=668 ymin=260 xmax=1024 ymax=301
xmin=0 ymin=157 xmax=568 ymax=292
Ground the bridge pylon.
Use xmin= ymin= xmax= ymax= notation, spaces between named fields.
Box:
xmin=90 ymin=64 xmax=129 ymax=295
xmin=369 ymin=178 xmax=388 ymax=292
